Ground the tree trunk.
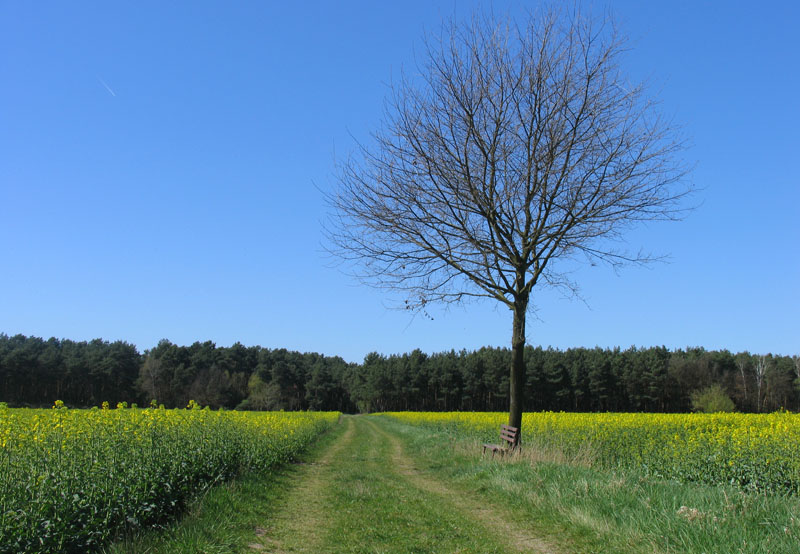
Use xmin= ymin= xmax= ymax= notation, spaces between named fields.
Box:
xmin=508 ymin=297 xmax=528 ymax=442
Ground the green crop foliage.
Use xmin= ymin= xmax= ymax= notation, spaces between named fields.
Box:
xmin=0 ymin=402 xmax=339 ymax=553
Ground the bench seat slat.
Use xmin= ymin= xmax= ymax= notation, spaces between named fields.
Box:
xmin=482 ymin=424 xmax=520 ymax=458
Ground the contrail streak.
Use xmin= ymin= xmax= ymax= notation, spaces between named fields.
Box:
xmin=97 ymin=76 xmax=116 ymax=97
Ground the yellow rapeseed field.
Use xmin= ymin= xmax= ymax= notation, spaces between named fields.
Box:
xmin=0 ymin=401 xmax=339 ymax=553
xmin=382 ymin=411 xmax=800 ymax=495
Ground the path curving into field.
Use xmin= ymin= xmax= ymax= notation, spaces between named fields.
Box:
xmin=251 ymin=415 xmax=558 ymax=553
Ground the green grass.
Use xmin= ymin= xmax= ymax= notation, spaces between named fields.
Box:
xmin=315 ymin=417 xmax=510 ymax=553
xmin=381 ymin=415 xmax=800 ymax=553
xmin=106 ymin=415 xmax=800 ymax=553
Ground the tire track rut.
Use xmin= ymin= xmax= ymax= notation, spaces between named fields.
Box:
xmin=363 ymin=418 xmax=559 ymax=554
xmin=255 ymin=416 xmax=559 ymax=553
xmin=251 ymin=417 xmax=355 ymax=553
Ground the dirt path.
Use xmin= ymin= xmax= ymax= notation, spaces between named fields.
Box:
xmin=363 ymin=418 xmax=557 ymax=554
xmin=250 ymin=417 xmax=356 ymax=552
xmin=251 ymin=416 xmax=558 ymax=553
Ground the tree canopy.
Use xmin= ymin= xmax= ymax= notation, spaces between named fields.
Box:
xmin=327 ymin=7 xmax=692 ymax=433
xmin=2 ymin=333 xmax=798 ymax=414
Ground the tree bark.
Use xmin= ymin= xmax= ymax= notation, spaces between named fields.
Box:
xmin=508 ymin=297 xmax=528 ymax=442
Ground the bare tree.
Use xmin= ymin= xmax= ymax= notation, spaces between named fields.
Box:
xmin=326 ymin=8 xmax=692 ymax=434
xmin=138 ymin=355 xmax=167 ymax=405
xmin=735 ymin=352 xmax=750 ymax=408
xmin=754 ymin=355 xmax=769 ymax=412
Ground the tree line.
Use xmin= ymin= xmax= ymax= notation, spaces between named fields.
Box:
xmin=1 ymin=333 xmax=798 ymax=413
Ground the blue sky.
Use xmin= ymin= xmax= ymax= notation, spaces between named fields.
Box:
xmin=1 ymin=1 xmax=797 ymax=363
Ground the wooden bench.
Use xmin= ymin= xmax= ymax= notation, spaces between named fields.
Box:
xmin=482 ymin=424 xmax=519 ymax=458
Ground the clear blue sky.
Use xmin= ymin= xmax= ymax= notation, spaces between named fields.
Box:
xmin=1 ymin=1 xmax=798 ymax=363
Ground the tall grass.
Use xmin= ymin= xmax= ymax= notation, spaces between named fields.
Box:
xmin=380 ymin=415 xmax=800 ymax=553
xmin=382 ymin=411 xmax=800 ymax=494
